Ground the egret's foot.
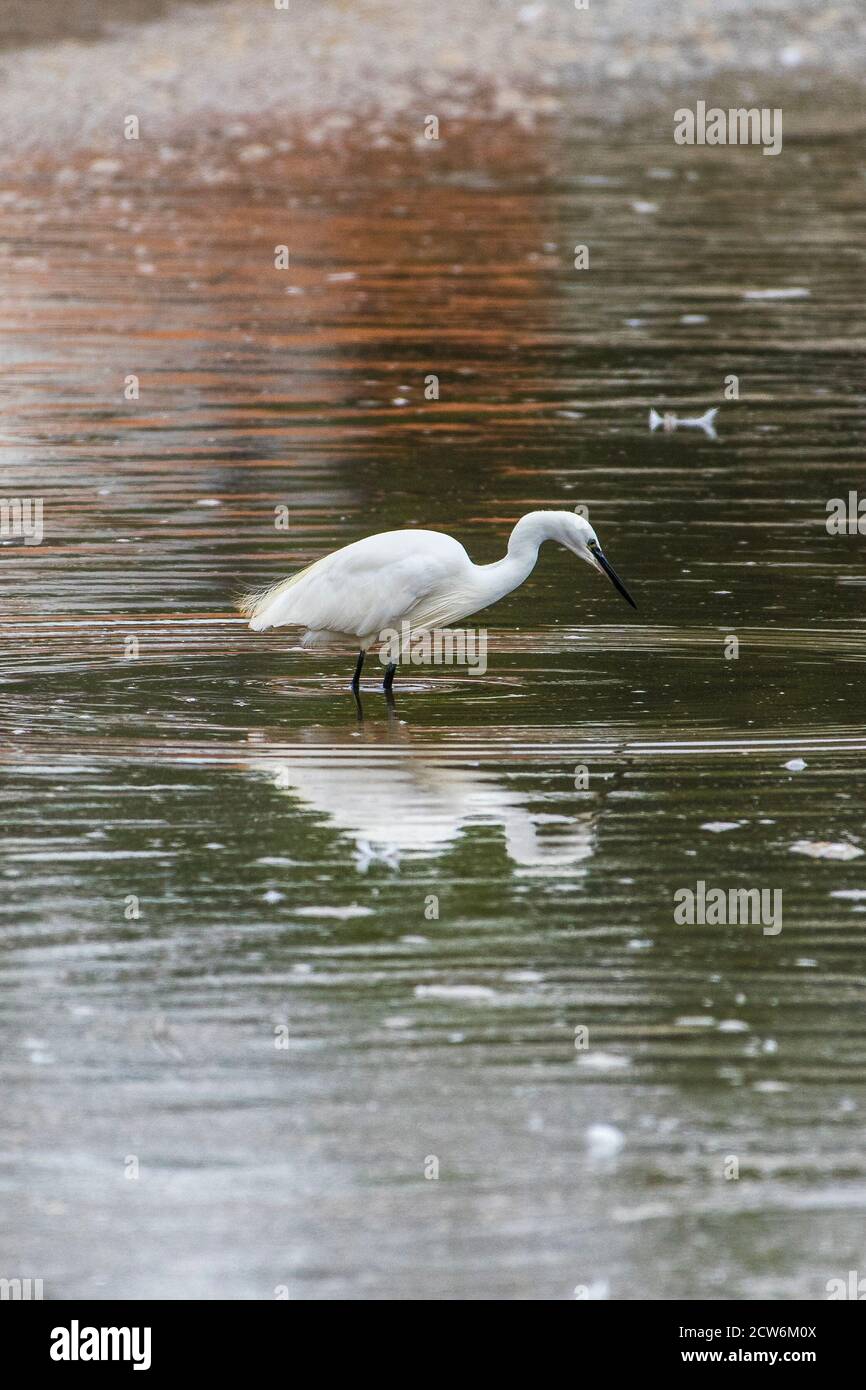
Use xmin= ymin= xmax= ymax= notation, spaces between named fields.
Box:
xmin=382 ymin=661 xmax=397 ymax=693
xmin=350 ymin=648 xmax=365 ymax=694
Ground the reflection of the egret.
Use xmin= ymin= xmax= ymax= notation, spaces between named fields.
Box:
xmin=244 ymin=724 xmax=597 ymax=875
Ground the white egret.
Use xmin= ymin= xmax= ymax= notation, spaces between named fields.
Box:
xmin=238 ymin=509 xmax=636 ymax=692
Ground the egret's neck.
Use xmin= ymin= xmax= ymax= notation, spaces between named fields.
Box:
xmin=474 ymin=512 xmax=552 ymax=606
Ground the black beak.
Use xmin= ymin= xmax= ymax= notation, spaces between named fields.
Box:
xmin=590 ymin=544 xmax=637 ymax=610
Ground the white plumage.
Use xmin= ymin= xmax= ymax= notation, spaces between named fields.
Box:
xmin=241 ymin=528 xmax=476 ymax=648
xmin=239 ymin=510 xmax=635 ymax=689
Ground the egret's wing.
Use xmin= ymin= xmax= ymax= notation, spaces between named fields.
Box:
xmin=239 ymin=530 xmax=467 ymax=638
xmin=403 ymin=584 xmax=482 ymax=633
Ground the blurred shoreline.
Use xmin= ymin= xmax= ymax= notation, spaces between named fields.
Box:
xmin=0 ymin=0 xmax=219 ymax=51
xmin=0 ymin=0 xmax=863 ymax=168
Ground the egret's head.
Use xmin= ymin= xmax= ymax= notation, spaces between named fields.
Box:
xmin=562 ymin=510 xmax=637 ymax=610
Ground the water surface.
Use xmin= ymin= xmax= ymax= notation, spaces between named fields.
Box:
xmin=1 ymin=113 xmax=865 ymax=1299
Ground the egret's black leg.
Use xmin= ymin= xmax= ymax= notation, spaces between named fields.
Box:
xmin=351 ymin=648 xmax=365 ymax=694
xmin=382 ymin=661 xmax=396 ymax=693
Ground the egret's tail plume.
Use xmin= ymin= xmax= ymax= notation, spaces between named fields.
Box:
xmin=236 ymin=583 xmax=274 ymax=628
xmin=236 ymin=558 xmax=321 ymax=630
xmin=236 ymin=579 xmax=294 ymax=630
